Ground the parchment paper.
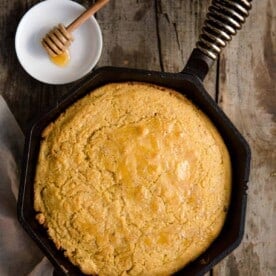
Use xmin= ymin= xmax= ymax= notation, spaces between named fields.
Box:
xmin=0 ymin=95 xmax=54 ymax=276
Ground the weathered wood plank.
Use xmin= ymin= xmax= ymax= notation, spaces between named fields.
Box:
xmin=95 ymin=0 xmax=160 ymax=70
xmin=213 ymin=0 xmax=276 ymax=275
xmin=156 ymin=0 xmax=217 ymax=98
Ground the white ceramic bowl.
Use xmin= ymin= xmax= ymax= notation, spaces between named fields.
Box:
xmin=15 ymin=0 xmax=103 ymax=85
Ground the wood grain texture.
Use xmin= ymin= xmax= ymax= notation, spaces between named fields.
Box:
xmin=95 ymin=0 xmax=160 ymax=70
xmin=156 ymin=0 xmax=217 ymax=98
xmin=213 ymin=0 xmax=276 ymax=275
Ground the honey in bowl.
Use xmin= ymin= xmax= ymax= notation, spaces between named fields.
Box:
xmin=50 ymin=50 xmax=70 ymax=67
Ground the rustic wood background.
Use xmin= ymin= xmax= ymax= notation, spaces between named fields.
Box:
xmin=0 ymin=0 xmax=275 ymax=275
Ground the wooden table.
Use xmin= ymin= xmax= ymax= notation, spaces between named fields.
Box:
xmin=0 ymin=0 xmax=275 ymax=275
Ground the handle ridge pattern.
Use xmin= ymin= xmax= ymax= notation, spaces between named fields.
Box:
xmin=197 ymin=0 xmax=252 ymax=60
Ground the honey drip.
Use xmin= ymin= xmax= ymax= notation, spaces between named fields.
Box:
xmin=50 ymin=50 xmax=70 ymax=67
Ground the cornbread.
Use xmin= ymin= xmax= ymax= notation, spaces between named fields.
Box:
xmin=34 ymin=82 xmax=231 ymax=275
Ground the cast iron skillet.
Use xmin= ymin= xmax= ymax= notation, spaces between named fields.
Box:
xmin=18 ymin=1 xmax=252 ymax=275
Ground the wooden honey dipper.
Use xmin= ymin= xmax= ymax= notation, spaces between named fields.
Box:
xmin=42 ymin=0 xmax=109 ymax=58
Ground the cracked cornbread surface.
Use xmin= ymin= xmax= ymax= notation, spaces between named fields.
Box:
xmin=34 ymin=82 xmax=231 ymax=275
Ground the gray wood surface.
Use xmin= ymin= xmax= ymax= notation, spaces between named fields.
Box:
xmin=213 ymin=0 xmax=276 ymax=275
xmin=0 ymin=0 xmax=275 ymax=275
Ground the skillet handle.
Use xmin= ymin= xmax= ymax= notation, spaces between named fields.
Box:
xmin=183 ymin=0 xmax=252 ymax=81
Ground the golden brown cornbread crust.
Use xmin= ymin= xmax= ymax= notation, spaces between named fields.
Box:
xmin=34 ymin=82 xmax=231 ymax=276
